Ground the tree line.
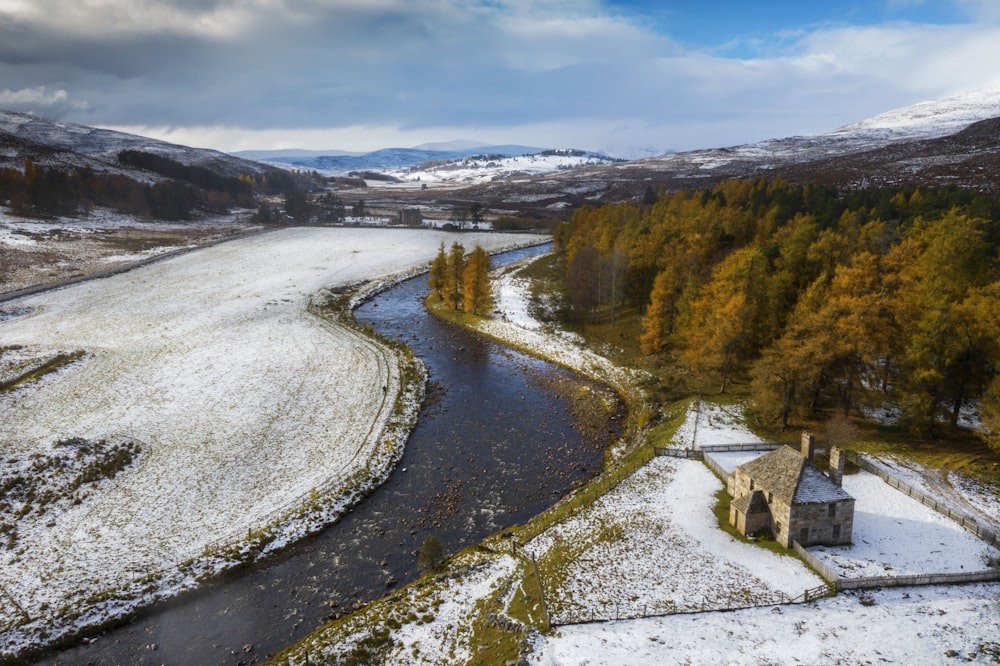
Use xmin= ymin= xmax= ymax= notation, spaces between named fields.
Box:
xmin=0 ymin=152 xmax=298 ymax=221
xmin=427 ymin=242 xmax=492 ymax=315
xmin=553 ymin=178 xmax=1000 ymax=446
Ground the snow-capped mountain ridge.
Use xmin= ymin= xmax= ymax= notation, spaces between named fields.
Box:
xmin=627 ymin=87 xmax=1000 ymax=180
xmin=829 ymin=87 xmax=1000 ymax=141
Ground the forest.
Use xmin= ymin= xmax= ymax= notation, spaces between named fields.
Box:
xmin=0 ymin=152 xmax=293 ymax=220
xmin=553 ymin=179 xmax=1000 ymax=448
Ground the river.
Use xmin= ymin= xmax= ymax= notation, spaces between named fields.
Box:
xmin=32 ymin=243 xmax=622 ymax=665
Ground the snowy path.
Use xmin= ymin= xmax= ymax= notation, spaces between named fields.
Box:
xmin=0 ymin=226 xmax=537 ymax=655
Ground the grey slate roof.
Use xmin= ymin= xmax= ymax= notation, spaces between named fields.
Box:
xmin=732 ymin=489 xmax=769 ymax=515
xmin=736 ymin=445 xmax=853 ymax=505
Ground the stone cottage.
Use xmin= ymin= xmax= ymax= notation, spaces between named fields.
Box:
xmin=728 ymin=433 xmax=854 ymax=548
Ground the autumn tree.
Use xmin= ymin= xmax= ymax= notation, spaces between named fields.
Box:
xmin=640 ymin=269 xmax=675 ymax=354
xmin=462 ymin=244 xmax=492 ymax=315
xmin=565 ymin=243 xmax=601 ymax=321
xmin=427 ymin=242 xmax=447 ymax=300
xmin=982 ymin=376 xmax=1000 ymax=453
xmin=682 ymin=246 xmax=770 ymax=393
xmin=750 ymin=280 xmax=837 ymax=428
xmin=892 ymin=212 xmax=996 ymax=435
xmin=441 ymin=241 xmax=465 ymax=310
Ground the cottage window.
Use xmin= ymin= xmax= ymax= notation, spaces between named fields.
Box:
xmin=832 ymin=524 xmax=841 ymax=540
xmin=799 ymin=527 xmax=809 ymax=542
xmin=828 ymin=504 xmax=836 ymax=517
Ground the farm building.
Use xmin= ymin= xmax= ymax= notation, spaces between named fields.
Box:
xmin=728 ymin=433 xmax=855 ymax=548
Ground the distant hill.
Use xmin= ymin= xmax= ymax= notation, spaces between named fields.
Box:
xmin=0 ymin=109 xmax=277 ymax=181
xmin=231 ymin=148 xmax=363 ymax=160
xmin=0 ymin=109 xmax=307 ymax=221
xmin=252 ymin=144 xmax=547 ymax=175
xmin=5 ymin=86 xmax=1000 ymax=222
xmin=440 ymin=87 xmax=1000 ymax=213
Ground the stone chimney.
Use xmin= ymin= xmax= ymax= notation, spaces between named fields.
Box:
xmin=800 ymin=431 xmax=816 ymax=461
xmin=829 ymin=447 xmax=845 ymax=487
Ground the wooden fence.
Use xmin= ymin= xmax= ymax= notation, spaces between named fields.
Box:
xmin=794 ymin=539 xmax=1000 ymax=591
xmin=550 ymin=589 xmax=795 ymax=628
xmin=654 ymin=447 xmax=704 ymax=460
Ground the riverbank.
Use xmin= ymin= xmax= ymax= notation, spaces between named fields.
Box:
xmin=268 ymin=249 xmax=659 ymax=665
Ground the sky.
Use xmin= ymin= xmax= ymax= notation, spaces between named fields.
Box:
xmin=2 ymin=1 xmax=1000 ymax=157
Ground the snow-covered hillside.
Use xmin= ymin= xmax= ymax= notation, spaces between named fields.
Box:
xmin=384 ymin=149 xmax=618 ymax=185
xmin=641 ymin=86 xmax=1000 ymax=172
xmin=0 ymin=109 xmax=272 ymax=177
xmin=250 ymin=145 xmax=617 ymax=185
xmin=829 ymin=87 xmax=1000 ymax=141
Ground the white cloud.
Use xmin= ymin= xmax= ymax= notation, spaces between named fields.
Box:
xmin=0 ymin=86 xmax=68 ymax=106
xmin=953 ymin=0 xmax=1000 ymax=22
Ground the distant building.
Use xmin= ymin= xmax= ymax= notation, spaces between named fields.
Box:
xmin=398 ymin=208 xmax=423 ymax=226
xmin=728 ymin=433 xmax=854 ymax=548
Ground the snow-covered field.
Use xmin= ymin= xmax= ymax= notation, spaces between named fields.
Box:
xmin=669 ymin=400 xmax=764 ymax=449
xmin=811 ymin=471 xmax=1000 ymax=578
xmin=532 ymin=403 xmax=1000 ymax=665
xmin=528 ymin=456 xmax=824 ymax=623
xmin=0 ymin=226 xmax=538 ymax=656
xmin=462 ymin=259 xmax=1000 ymax=664
xmin=0 ymin=206 xmax=258 ymax=298
xmin=532 ymin=583 xmax=1000 ymax=665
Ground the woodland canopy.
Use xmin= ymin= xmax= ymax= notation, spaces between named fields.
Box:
xmin=553 ymin=179 xmax=1000 ymax=446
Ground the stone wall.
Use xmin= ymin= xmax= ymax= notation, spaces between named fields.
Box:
xmin=785 ymin=499 xmax=855 ymax=547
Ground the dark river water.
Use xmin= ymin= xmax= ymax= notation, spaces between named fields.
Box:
xmin=31 ymin=242 xmax=622 ymax=666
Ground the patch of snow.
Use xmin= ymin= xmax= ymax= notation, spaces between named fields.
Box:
xmin=670 ymin=400 xmax=764 ymax=449
xmin=811 ymin=472 xmax=999 ymax=577
xmin=950 ymin=471 xmax=1000 ymax=530
xmin=382 ymin=152 xmax=616 ymax=185
xmin=706 ymin=450 xmax=769 ymax=475
xmin=531 ymin=583 xmax=1000 ymax=665
xmin=528 ymin=457 xmax=823 ymax=624
xmin=385 ymin=555 xmax=517 ymax=664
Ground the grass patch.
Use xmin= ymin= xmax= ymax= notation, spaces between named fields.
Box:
xmin=0 ymin=350 xmax=85 ymax=394
xmin=423 ymin=293 xmax=489 ymax=328
xmin=465 ymin=579 xmax=523 ymax=666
